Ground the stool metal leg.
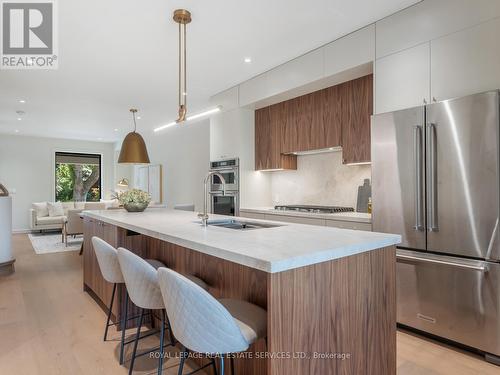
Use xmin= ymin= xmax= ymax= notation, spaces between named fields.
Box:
xmin=119 ymin=290 xmax=129 ymax=365
xmin=219 ymin=354 xmax=225 ymax=375
xmin=103 ymin=283 xmax=117 ymax=341
xmin=230 ymin=356 xmax=235 ymax=375
xmin=211 ymin=357 xmax=217 ymax=375
xmin=158 ymin=310 xmax=166 ymax=375
xmin=129 ymin=308 xmax=144 ymax=375
xmin=178 ymin=346 xmax=187 ymax=375
xmin=165 ymin=314 xmax=175 ymax=346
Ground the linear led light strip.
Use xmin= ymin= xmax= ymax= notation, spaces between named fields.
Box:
xmin=154 ymin=106 xmax=221 ymax=132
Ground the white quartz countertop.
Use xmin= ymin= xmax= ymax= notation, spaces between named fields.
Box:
xmin=240 ymin=207 xmax=372 ymax=223
xmin=84 ymin=209 xmax=399 ymax=273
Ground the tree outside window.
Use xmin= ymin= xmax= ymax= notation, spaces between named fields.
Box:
xmin=55 ymin=152 xmax=101 ymax=202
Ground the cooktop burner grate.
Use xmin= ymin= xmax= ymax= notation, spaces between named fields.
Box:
xmin=274 ymin=205 xmax=355 ymax=214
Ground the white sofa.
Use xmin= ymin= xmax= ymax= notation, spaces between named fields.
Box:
xmin=30 ymin=201 xmax=111 ymax=232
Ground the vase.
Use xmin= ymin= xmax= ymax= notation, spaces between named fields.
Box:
xmin=123 ymin=202 xmax=149 ymax=212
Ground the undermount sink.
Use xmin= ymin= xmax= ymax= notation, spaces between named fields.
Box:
xmin=201 ymin=219 xmax=283 ymax=230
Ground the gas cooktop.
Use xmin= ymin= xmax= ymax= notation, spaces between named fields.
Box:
xmin=274 ymin=205 xmax=355 ymax=214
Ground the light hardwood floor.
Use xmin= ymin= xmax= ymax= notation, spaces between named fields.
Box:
xmin=1 ymin=234 xmax=499 ymax=375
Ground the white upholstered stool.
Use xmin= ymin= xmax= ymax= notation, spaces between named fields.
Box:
xmin=92 ymin=236 xmax=167 ymax=366
xmin=117 ymin=247 xmax=208 ymax=375
xmin=157 ymin=267 xmax=267 ymax=375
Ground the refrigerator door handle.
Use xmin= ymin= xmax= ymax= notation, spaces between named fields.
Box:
xmin=414 ymin=126 xmax=424 ymax=230
xmin=427 ymin=123 xmax=439 ymax=231
xmin=396 ymin=251 xmax=489 ymax=272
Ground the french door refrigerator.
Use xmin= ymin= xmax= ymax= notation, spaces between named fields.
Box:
xmin=371 ymin=90 xmax=500 ymax=364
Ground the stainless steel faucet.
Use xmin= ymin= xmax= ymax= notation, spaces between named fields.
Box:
xmin=198 ymin=171 xmax=226 ymax=227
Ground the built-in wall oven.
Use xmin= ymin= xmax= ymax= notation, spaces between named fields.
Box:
xmin=210 ymin=190 xmax=239 ymax=216
xmin=210 ymin=158 xmax=239 ymax=192
xmin=209 ymin=158 xmax=239 ymax=216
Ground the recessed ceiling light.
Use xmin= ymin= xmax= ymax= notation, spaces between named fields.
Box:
xmin=244 ymin=57 xmax=252 ymax=63
xmin=19 ymin=99 xmax=26 ymax=103
xmin=136 ymin=116 xmax=141 ymax=120
xmin=14 ymin=129 xmax=19 ymax=133
xmin=17 ymin=117 xmax=22 ymax=121
xmin=114 ymin=128 xmax=118 ymax=132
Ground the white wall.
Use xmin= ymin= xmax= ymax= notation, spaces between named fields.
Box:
xmin=134 ymin=120 xmax=210 ymax=212
xmin=270 ymin=152 xmax=371 ymax=209
xmin=0 ymin=134 xmax=115 ymax=231
xmin=210 ymin=108 xmax=272 ymax=208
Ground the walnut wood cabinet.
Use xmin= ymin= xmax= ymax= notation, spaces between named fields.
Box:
xmin=255 ymin=105 xmax=297 ymax=170
xmin=254 ymin=74 xmax=373 ymax=170
xmin=281 ymin=84 xmax=342 ymax=154
xmin=341 ymin=74 xmax=373 ymax=164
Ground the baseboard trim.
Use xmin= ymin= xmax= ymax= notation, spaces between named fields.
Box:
xmin=13 ymin=229 xmax=62 ymax=234
xmin=12 ymin=229 xmax=31 ymax=234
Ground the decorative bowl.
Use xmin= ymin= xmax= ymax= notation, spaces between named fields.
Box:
xmin=123 ymin=202 xmax=148 ymax=212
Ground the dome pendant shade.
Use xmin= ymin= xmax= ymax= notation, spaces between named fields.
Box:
xmin=118 ymin=132 xmax=150 ymax=164
xmin=118 ymin=108 xmax=150 ymax=164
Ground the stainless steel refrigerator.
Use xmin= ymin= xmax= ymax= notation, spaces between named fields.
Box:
xmin=371 ymin=90 xmax=500 ymax=364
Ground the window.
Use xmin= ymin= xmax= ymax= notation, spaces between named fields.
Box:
xmin=55 ymin=152 xmax=102 ymax=202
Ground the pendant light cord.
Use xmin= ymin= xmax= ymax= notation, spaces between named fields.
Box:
xmin=131 ymin=110 xmax=137 ymax=132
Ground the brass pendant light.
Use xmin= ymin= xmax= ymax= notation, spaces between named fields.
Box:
xmin=173 ymin=9 xmax=191 ymax=123
xmin=118 ymin=109 xmax=150 ymax=164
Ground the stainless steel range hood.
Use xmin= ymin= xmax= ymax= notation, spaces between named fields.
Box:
xmin=284 ymin=146 xmax=342 ymax=156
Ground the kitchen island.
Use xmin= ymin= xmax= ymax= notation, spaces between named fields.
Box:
xmin=82 ymin=208 xmax=400 ymax=375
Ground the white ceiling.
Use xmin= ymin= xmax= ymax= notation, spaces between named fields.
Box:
xmin=0 ymin=0 xmax=418 ymax=142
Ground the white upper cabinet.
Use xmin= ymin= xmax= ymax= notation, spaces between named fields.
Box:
xmin=239 ymin=49 xmax=324 ymax=107
xmin=239 ymin=73 xmax=271 ymax=108
xmin=324 ymin=25 xmax=375 ymax=77
xmin=266 ymin=48 xmax=324 ymax=99
xmin=376 ymin=0 xmax=500 ymax=58
xmin=209 ymin=108 xmax=254 ymax=161
xmin=237 ymin=26 xmax=376 ymax=107
xmin=375 ymin=43 xmax=430 ymax=114
xmin=431 ymin=17 xmax=500 ymax=102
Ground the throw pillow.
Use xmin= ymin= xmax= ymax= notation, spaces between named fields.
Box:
xmin=32 ymin=202 xmax=49 ymax=217
xmin=47 ymin=201 xmax=64 ymax=217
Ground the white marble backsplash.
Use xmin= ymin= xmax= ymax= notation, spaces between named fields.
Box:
xmin=270 ymin=151 xmax=371 ymax=209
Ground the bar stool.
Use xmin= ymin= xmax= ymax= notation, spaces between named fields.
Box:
xmin=92 ymin=236 xmax=164 ymax=366
xmin=117 ymin=247 xmax=209 ymax=375
xmin=157 ymin=267 xmax=267 ymax=375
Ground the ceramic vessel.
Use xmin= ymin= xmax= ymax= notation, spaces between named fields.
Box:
xmin=123 ymin=202 xmax=148 ymax=212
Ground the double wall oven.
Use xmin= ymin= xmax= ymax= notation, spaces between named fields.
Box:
xmin=209 ymin=158 xmax=239 ymax=216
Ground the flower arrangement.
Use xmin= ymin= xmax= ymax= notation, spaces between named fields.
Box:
xmin=117 ymin=189 xmax=151 ymax=212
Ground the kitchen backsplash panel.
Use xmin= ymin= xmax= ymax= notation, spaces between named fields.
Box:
xmin=270 ymin=151 xmax=371 ymax=208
